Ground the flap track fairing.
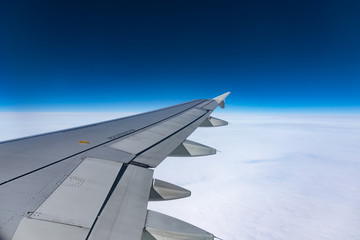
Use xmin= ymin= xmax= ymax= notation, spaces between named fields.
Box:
xmin=149 ymin=179 xmax=191 ymax=201
xmin=169 ymin=140 xmax=216 ymax=157
xmin=142 ymin=210 xmax=214 ymax=240
xmin=200 ymin=116 xmax=228 ymax=127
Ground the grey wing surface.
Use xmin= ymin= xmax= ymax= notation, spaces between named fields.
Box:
xmin=0 ymin=92 xmax=230 ymax=240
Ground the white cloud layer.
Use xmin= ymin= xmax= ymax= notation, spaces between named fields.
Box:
xmin=1 ymin=111 xmax=359 ymax=240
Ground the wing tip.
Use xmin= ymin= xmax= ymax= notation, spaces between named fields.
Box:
xmin=213 ymin=92 xmax=231 ymax=108
xmin=213 ymin=92 xmax=231 ymax=103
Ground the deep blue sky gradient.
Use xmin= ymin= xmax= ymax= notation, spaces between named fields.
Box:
xmin=1 ymin=0 xmax=360 ymax=111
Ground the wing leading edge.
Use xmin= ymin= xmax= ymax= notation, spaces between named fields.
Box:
xmin=0 ymin=92 xmax=231 ymax=240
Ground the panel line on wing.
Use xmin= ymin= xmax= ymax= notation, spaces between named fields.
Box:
xmin=135 ymin=111 xmax=209 ymax=157
xmin=85 ymin=163 xmax=128 ymax=239
xmin=0 ymin=100 xmax=208 ymax=187
xmin=110 ymin=108 xmax=209 ymax=156
xmin=86 ymin=165 xmax=154 ymax=240
xmin=127 ymin=110 xmax=211 ymax=168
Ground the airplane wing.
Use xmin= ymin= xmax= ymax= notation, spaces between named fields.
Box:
xmin=0 ymin=92 xmax=230 ymax=240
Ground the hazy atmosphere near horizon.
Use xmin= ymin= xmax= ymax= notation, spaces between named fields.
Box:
xmin=1 ymin=1 xmax=360 ymax=240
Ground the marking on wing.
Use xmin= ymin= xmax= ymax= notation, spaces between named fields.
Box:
xmin=107 ymin=129 xmax=136 ymax=140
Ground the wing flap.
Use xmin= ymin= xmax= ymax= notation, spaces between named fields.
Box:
xmin=109 ymin=108 xmax=207 ymax=156
xmin=10 ymin=158 xmax=123 ymax=240
xmin=133 ymin=115 xmax=208 ymax=167
xmin=88 ymin=165 xmax=153 ymax=240
xmin=12 ymin=217 xmax=88 ymax=240
xmin=11 ymin=162 xmax=154 ymax=240
xmin=31 ymin=158 xmax=122 ymax=228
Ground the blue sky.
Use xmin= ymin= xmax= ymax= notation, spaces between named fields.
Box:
xmin=1 ymin=0 xmax=360 ymax=111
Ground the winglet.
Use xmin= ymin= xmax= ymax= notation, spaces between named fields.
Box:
xmin=213 ymin=92 xmax=231 ymax=108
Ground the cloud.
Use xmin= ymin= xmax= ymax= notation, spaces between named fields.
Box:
xmin=149 ymin=112 xmax=360 ymax=240
xmin=1 ymin=111 xmax=359 ymax=240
